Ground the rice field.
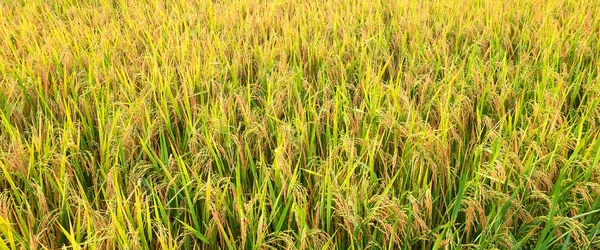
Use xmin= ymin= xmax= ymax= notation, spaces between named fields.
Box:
xmin=1 ymin=0 xmax=600 ymax=249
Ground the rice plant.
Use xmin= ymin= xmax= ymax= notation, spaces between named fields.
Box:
xmin=1 ymin=0 xmax=599 ymax=249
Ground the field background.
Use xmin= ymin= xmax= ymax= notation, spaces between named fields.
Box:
xmin=1 ymin=0 xmax=600 ymax=249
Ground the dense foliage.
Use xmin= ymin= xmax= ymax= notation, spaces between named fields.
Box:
xmin=1 ymin=0 xmax=600 ymax=249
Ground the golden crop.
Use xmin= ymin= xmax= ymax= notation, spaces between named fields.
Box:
xmin=1 ymin=0 xmax=599 ymax=249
